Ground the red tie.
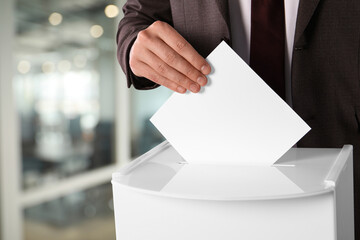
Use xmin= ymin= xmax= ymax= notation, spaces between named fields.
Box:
xmin=250 ymin=0 xmax=286 ymax=99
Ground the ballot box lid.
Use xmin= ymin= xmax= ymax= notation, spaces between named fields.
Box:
xmin=112 ymin=141 xmax=352 ymax=201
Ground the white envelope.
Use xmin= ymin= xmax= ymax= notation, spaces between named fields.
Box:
xmin=150 ymin=41 xmax=310 ymax=166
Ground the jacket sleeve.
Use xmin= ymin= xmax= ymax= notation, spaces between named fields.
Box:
xmin=116 ymin=0 xmax=173 ymax=90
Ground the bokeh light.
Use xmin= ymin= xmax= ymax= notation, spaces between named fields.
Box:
xmin=104 ymin=5 xmax=119 ymax=18
xmin=90 ymin=25 xmax=104 ymax=38
xmin=57 ymin=60 xmax=72 ymax=72
xmin=73 ymin=54 xmax=87 ymax=68
xmin=48 ymin=12 xmax=63 ymax=26
xmin=42 ymin=61 xmax=55 ymax=73
xmin=17 ymin=60 xmax=31 ymax=74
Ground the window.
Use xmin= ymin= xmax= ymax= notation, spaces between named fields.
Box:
xmin=14 ymin=0 xmax=117 ymax=190
xmin=0 ymin=0 xmax=172 ymax=239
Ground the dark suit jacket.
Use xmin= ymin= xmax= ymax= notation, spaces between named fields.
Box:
xmin=117 ymin=0 xmax=360 ymax=236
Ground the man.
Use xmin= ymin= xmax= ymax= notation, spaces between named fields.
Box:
xmin=117 ymin=0 xmax=360 ymax=237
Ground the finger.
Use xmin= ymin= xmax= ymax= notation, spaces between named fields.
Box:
xmin=141 ymin=49 xmax=201 ymax=93
xmin=147 ymin=38 xmax=208 ymax=87
xmin=135 ymin=61 xmax=187 ymax=94
xmin=153 ymin=21 xmax=211 ymax=75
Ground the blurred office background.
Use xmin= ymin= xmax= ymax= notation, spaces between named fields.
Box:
xmin=0 ymin=0 xmax=171 ymax=239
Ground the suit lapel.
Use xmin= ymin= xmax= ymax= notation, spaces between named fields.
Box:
xmin=294 ymin=0 xmax=321 ymax=44
xmin=214 ymin=0 xmax=230 ymax=41
xmin=215 ymin=0 xmax=230 ymax=26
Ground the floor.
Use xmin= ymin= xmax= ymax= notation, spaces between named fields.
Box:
xmin=24 ymin=216 xmax=116 ymax=240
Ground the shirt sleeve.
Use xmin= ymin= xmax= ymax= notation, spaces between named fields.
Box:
xmin=116 ymin=0 xmax=173 ymax=90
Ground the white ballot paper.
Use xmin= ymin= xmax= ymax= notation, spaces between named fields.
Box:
xmin=150 ymin=41 xmax=310 ymax=166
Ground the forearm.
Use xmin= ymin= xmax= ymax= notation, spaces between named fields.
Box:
xmin=116 ymin=0 xmax=172 ymax=89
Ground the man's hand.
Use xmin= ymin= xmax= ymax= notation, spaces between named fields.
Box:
xmin=129 ymin=21 xmax=211 ymax=93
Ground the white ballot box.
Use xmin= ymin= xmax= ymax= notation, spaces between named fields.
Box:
xmin=112 ymin=141 xmax=354 ymax=240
